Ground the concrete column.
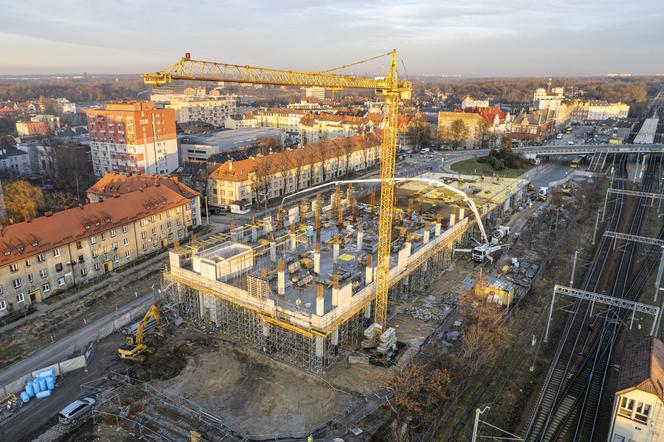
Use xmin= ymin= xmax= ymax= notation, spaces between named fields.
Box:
xmin=357 ymin=224 xmax=364 ymax=250
xmin=331 ymin=329 xmax=339 ymax=346
xmin=316 ymin=283 xmax=325 ymax=316
xmin=277 ymin=259 xmax=285 ymax=296
xmin=449 ymin=213 xmax=456 ymax=227
xmin=435 ymin=222 xmax=442 ymax=236
xmin=459 ymin=207 xmax=466 ymax=220
xmin=251 ymin=225 xmax=258 ymax=243
xmin=333 ymin=240 xmax=340 ymax=264
xmin=315 ymin=335 xmax=325 ymax=359
xmin=398 ymin=241 xmax=412 ymax=268
xmin=313 ymin=243 xmax=321 ymax=274
xmin=364 ymin=302 xmax=372 ymax=319
xmin=424 ymin=222 xmax=430 ymax=244
xmin=365 ymin=255 xmax=374 ymax=284
xmin=290 ymin=233 xmax=297 ymax=251
xmin=332 ymin=275 xmax=340 ymax=307
xmin=270 ymin=241 xmax=277 ymax=263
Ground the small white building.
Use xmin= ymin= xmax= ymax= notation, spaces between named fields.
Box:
xmin=608 ymin=337 xmax=664 ymax=442
xmin=461 ymin=96 xmax=489 ymax=109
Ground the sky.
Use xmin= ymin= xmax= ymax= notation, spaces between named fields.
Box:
xmin=0 ymin=0 xmax=663 ymax=77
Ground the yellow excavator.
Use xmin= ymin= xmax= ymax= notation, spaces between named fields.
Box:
xmin=117 ymin=305 xmax=160 ymax=361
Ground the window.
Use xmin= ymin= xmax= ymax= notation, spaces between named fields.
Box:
xmin=618 ymin=397 xmax=635 ymax=418
xmin=113 ymin=255 xmax=119 ymax=264
xmin=141 ymin=231 xmax=147 ymax=239
xmin=12 ymin=279 xmax=21 ymax=289
xmin=151 ymin=227 xmax=156 ymax=236
xmin=111 ymin=229 xmax=116 ymax=237
xmin=53 ymin=248 xmax=60 ymax=257
xmin=90 ymin=236 xmax=96 ymax=245
xmin=16 ymin=293 xmax=24 ymax=303
xmin=612 ymin=436 xmax=625 ymax=442
xmin=57 ymin=277 xmax=65 ymax=286
xmin=122 ymin=225 xmax=128 ymax=233
xmin=634 ymin=402 xmax=651 ymax=424
xmin=37 ymin=254 xmax=45 ymax=262
xmin=55 ymin=263 xmax=63 ymax=272
xmin=25 ymin=258 xmax=30 ymax=267
xmin=94 ymin=263 xmax=100 ymax=271
xmin=123 ymin=238 xmax=129 ymax=246
xmin=0 ymin=299 xmax=6 ymax=311
xmin=125 ymin=250 xmax=131 ymax=259
xmin=42 ymin=283 xmax=50 ymax=293
xmin=92 ymin=250 xmax=97 ymax=258
xmin=40 ymin=269 xmax=47 ymax=278
xmin=81 ymin=268 xmax=87 ymax=277
xmin=76 ymin=241 xmax=82 ymax=250
xmin=27 ymin=274 xmax=33 ymax=283
xmin=78 ymin=255 xmax=84 ymax=263
xmin=9 ymin=263 xmax=18 ymax=272
xmin=101 ymin=232 xmax=105 ymax=241
xmin=143 ymin=244 xmax=148 ymax=251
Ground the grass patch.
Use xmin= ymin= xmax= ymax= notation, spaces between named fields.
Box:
xmin=451 ymin=157 xmax=533 ymax=178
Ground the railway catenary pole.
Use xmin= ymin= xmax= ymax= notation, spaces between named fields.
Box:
xmin=655 ymin=246 xmax=664 ymax=302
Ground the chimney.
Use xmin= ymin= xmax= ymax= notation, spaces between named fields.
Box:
xmin=228 ymin=160 xmax=234 ymax=172
xmin=277 ymin=259 xmax=285 ymax=296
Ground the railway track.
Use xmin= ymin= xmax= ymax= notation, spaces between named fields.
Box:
xmin=523 ymin=154 xmax=662 ymax=441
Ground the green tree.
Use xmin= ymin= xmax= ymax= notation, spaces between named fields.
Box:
xmin=3 ymin=180 xmax=44 ymax=223
xmin=499 ymin=136 xmax=513 ymax=154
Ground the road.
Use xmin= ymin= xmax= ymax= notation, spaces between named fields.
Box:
xmin=0 ymin=290 xmax=154 ymax=388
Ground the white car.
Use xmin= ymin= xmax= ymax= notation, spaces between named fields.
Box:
xmin=59 ymin=397 xmax=96 ymax=424
xmin=567 ymin=140 xmax=575 ymax=145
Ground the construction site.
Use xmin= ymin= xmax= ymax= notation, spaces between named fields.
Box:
xmin=161 ymin=172 xmax=526 ymax=373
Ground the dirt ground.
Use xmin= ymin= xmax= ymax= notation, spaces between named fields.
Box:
xmin=152 ymin=336 xmax=363 ymax=436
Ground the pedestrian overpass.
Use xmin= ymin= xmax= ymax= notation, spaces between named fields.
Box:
xmin=514 ymin=143 xmax=664 ymax=157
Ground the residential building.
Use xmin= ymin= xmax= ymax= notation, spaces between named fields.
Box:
xmin=0 ymin=186 xmax=192 ymax=317
xmin=461 ymin=96 xmax=489 ymax=109
xmin=586 ymin=101 xmax=630 ymax=120
xmin=299 ymin=113 xmax=373 ymax=145
xmin=437 ymin=111 xmax=488 ymax=149
xmin=15 ymin=139 xmax=51 ymax=177
xmin=16 ymin=121 xmax=51 ymax=136
xmin=85 ymin=101 xmax=179 ymax=177
xmin=478 ymin=108 xmax=512 ymax=135
xmin=179 ymin=128 xmax=284 ymax=162
xmin=223 ymin=113 xmax=258 ymax=129
xmin=163 ymin=96 xmax=236 ymax=127
xmin=608 ymin=337 xmax=664 ymax=442
xmin=86 ymin=171 xmax=202 ymax=227
xmin=56 ymin=98 xmax=77 ymax=114
xmin=207 ymin=132 xmax=380 ymax=207
xmin=31 ymin=114 xmax=61 ymax=130
xmin=305 ymin=87 xmax=327 ymax=100
xmin=254 ymin=108 xmax=308 ymax=135
xmin=509 ymin=109 xmax=556 ymax=143
xmin=0 ymin=146 xmax=31 ymax=178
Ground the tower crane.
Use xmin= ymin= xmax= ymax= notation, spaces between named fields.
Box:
xmin=143 ymin=52 xmax=412 ymax=337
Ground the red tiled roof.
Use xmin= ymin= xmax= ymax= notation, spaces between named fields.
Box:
xmin=210 ymin=132 xmax=380 ymax=182
xmin=86 ymin=172 xmax=199 ymax=199
xmin=0 ymin=186 xmax=189 ymax=267
xmin=479 ymin=108 xmax=507 ymax=126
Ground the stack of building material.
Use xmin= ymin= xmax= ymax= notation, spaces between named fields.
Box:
xmin=377 ymin=327 xmax=397 ymax=354
xmin=361 ymin=323 xmax=377 ymax=348
xmin=19 ymin=368 xmax=57 ymax=403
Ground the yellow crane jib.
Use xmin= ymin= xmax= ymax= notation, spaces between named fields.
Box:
xmin=144 ymin=51 xmax=411 ymax=336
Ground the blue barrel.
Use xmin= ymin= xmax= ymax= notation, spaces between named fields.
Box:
xmin=38 ymin=378 xmax=47 ymax=392
xmin=35 ymin=390 xmax=51 ymax=399
xmin=20 ymin=391 xmax=30 ymax=403
xmin=25 ymin=382 xmax=34 ymax=397
xmin=32 ymin=379 xmax=41 ymax=394
xmin=46 ymin=376 xmax=55 ymax=390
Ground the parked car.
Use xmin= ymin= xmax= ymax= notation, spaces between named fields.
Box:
xmin=59 ymin=397 xmax=96 ymax=424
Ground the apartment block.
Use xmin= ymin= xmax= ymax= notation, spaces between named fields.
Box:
xmin=164 ymin=96 xmax=236 ymax=127
xmin=207 ymin=132 xmax=380 ymax=207
xmin=86 ymin=171 xmax=203 ymax=228
xmin=85 ymin=101 xmax=179 ymax=177
xmin=0 ymin=185 xmax=193 ymax=317
xmin=15 ymin=121 xmax=51 ymax=136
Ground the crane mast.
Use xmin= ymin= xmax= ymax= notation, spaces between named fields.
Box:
xmin=143 ymin=51 xmax=411 ymax=334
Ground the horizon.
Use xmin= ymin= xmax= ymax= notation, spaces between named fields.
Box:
xmin=1 ymin=0 xmax=663 ymax=77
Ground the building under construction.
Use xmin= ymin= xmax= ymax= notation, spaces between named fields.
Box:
xmin=162 ymin=172 xmax=527 ymax=372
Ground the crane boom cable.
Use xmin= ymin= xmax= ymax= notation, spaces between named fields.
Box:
xmin=315 ymin=51 xmax=393 ymax=74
